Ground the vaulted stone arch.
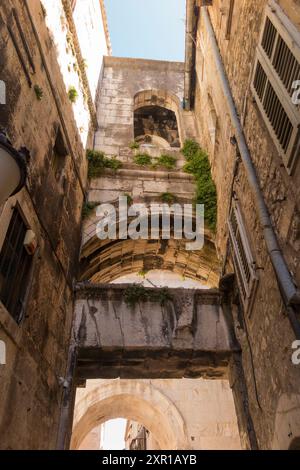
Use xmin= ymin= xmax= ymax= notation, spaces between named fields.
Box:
xmin=80 ymin=204 xmax=220 ymax=286
xmin=71 ymin=380 xmax=190 ymax=450
xmin=80 ymin=237 xmax=219 ymax=286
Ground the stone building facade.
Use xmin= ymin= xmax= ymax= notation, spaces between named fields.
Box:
xmin=0 ymin=0 xmax=109 ymax=449
xmin=1 ymin=0 xmax=300 ymax=451
xmin=191 ymin=0 xmax=300 ymax=449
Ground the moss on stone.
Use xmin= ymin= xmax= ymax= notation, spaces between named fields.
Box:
xmin=124 ymin=284 xmax=172 ymax=307
xmin=134 ymin=153 xmax=152 ymax=166
xmin=82 ymin=202 xmax=98 ymax=219
xmin=160 ymin=192 xmax=177 ymax=204
xmin=154 ymin=154 xmax=177 ymax=170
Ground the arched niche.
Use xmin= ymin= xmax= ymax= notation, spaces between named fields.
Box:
xmin=133 ymin=89 xmax=184 ymax=147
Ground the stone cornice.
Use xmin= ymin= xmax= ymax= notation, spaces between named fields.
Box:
xmin=62 ymin=0 xmax=98 ymax=129
xmin=99 ymin=0 xmax=112 ymax=55
xmin=104 ymin=56 xmax=185 ymax=71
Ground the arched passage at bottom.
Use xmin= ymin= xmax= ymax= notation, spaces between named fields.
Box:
xmin=71 ymin=380 xmax=190 ymax=450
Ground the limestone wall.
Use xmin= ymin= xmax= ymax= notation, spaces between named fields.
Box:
xmin=94 ymin=56 xmax=185 ymax=157
xmin=0 ymin=0 xmax=105 ymax=449
xmin=194 ymin=0 xmax=300 ymax=449
xmin=74 ymin=285 xmax=234 ymax=379
xmin=80 ymin=56 xmax=220 ymax=286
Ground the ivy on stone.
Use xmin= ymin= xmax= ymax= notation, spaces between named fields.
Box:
xmin=87 ymin=149 xmax=122 ymax=178
xmin=182 ymin=139 xmax=217 ymax=231
xmin=124 ymin=284 xmax=172 ymax=307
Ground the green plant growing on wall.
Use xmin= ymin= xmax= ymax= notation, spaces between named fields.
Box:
xmin=134 ymin=153 xmax=152 ymax=166
xmin=182 ymin=139 xmax=217 ymax=231
xmin=154 ymin=154 xmax=177 ymax=170
xmin=129 ymin=140 xmax=140 ymax=150
xmin=124 ymin=193 xmax=133 ymax=205
xmin=124 ymin=284 xmax=172 ymax=307
xmin=104 ymin=156 xmax=122 ymax=171
xmin=160 ymin=192 xmax=177 ymax=204
xmin=137 ymin=269 xmax=149 ymax=278
xmin=34 ymin=85 xmax=44 ymax=101
xmin=181 ymin=139 xmax=201 ymax=160
xmin=68 ymin=86 xmax=79 ymax=103
xmin=124 ymin=284 xmax=148 ymax=306
xmin=87 ymin=149 xmax=122 ymax=178
xmin=82 ymin=202 xmax=98 ymax=219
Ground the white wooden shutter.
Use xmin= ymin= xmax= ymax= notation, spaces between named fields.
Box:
xmin=228 ymin=198 xmax=259 ymax=313
xmin=251 ymin=1 xmax=300 ymax=174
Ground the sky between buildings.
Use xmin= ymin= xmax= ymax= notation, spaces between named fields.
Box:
xmin=105 ymin=0 xmax=186 ymax=62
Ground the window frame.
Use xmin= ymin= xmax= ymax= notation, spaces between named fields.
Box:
xmin=228 ymin=197 xmax=259 ymax=314
xmin=0 ymin=203 xmax=35 ymax=324
xmin=251 ymin=1 xmax=300 ymax=174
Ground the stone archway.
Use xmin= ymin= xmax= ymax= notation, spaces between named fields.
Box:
xmin=80 ymin=236 xmax=220 ymax=286
xmin=71 ymin=380 xmax=190 ymax=450
xmin=134 ymin=89 xmax=184 ymax=146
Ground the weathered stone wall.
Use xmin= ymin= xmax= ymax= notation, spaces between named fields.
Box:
xmin=72 ymin=378 xmax=241 ymax=450
xmin=71 ymin=0 xmax=110 ymax=100
xmin=0 ymin=0 xmax=106 ymax=449
xmin=94 ymin=56 xmax=185 ymax=157
xmin=194 ymin=0 xmax=300 ymax=449
xmin=74 ymin=284 xmax=234 ymax=379
xmin=80 ymin=56 xmax=220 ymax=287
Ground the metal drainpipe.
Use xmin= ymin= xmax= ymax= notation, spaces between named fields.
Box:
xmin=184 ymin=0 xmax=196 ymax=111
xmin=201 ymin=8 xmax=300 ymax=336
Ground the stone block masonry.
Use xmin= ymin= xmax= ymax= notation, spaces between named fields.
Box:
xmin=74 ymin=284 xmax=236 ymax=380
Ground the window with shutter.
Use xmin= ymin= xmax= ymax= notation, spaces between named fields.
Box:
xmin=251 ymin=1 xmax=300 ymax=174
xmin=228 ymin=198 xmax=259 ymax=314
xmin=0 ymin=207 xmax=33 ymax=323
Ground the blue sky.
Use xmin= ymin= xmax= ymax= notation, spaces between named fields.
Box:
xmin=105 ymin=0 xmax=186 ymax=62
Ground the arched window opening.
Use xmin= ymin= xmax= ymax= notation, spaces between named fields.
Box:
xmin=134 ymin=106 xmax=180 ymax=148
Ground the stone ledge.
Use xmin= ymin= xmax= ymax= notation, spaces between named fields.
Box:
xmin=104 ymin=56 xmax=185 ymax=71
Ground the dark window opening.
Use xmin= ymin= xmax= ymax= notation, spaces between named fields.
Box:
xmin=0 ymin=208 xmax=33 ymax=323
xmin=134 ymin=106 xmax=180 ymax=148
xmin=52 ymin=128 xmax=68 ymax=181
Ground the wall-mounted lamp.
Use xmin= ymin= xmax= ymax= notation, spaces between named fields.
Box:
xmin=0 ymin=130 xmax=28 ymax=205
